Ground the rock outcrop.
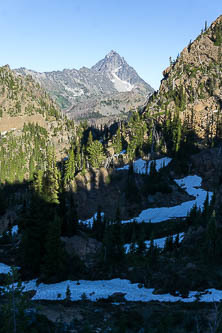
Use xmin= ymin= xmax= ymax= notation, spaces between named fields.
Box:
xmin=61 ymin=235 xmax=102 ymax=268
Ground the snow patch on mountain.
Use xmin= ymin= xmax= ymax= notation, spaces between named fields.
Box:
xmin=117 ymin=157 xmax=172 ymax=174
xmin=0 ymin=263 xmax=12 ymax=275
xmin=124 ymin=233 xmax=185 ymax=254
xmin=11 ymin=277 xmax=222 ymax=303
xmin=110 ymin=66 xmax=134 ymax=92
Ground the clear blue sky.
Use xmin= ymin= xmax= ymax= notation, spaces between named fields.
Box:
xmin=0 ymin=0 xmax=221 ymax=89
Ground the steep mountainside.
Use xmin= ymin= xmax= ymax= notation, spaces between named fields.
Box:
xmin=144 ymin=15 xmax=222 ymax=142
xmin=15 ymin=51 xmax=154 ymax=123
xmin=0 ymin=65 xmax=75 ymax=183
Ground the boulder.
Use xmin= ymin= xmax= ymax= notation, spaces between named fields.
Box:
xmin=61 ymin=235 xmax=102 ymax=268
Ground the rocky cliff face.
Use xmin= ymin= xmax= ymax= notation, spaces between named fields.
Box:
xmin=144 ymin=15 xmax=222 ymax=140
xmin=15 ymin=51 xmax=154 ymax=124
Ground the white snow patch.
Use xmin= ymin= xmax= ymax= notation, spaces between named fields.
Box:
xmin=1 ymin=262 xmax=222 ymax=303
xmin=124 ymin=233 xmax=184 ymax=254
xmin=80 ymin=212 xmax=104 ymax=228
xmin=0 ymin=263 xmax=12 ymax=275
xmin=122 ymin=175 xmax=213 ymax=224
xmin=11 ymin=225 xmax=18 ymax=235
xmin=117 ymin=157 xmax=172 ymax=174
xmin=18 ymin=278 xmax=222 ymax=303
xmin=21 ymin=278 xmax=193 ymax=302
xmin=110 ymin=67 xmax=134 ymax=92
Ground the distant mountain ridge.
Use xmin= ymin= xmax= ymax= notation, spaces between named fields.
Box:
xmin=15 ymin=51 xmax=154 ymax=123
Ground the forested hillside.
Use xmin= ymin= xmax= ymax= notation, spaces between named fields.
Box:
xmin=143 ymin=15 xmax=222 ymax=147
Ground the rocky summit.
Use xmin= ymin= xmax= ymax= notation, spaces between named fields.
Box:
xmin=91 ymin=50 xmax=150 ymax=92
xmin=15 ymin=51 xmax=154 ymax=124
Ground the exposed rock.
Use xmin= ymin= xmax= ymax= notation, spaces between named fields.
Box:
xmin=61 ymin=235 xmax=102 ymax=268
xmin=191 ymin=147 xmax=222 ymax=187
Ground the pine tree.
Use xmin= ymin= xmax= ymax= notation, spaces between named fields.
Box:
xmin=103 ymin=208 xmax=124 ymax=272
xmin=87 ymin=130 xmax=93 ymax=148
xmin=42 ymin=215 xmax=66 ymax=280
xmin=113 ymin=127 xmax=122 ymax=154
xmin=136 ymin=224 xmax=146 ymax=255
xmin=64 ymin=193 xmax=79 ymax=236
xmin=64 ymin=285 xmax=71 ymax=305
xmin=64 ymin=148 xmax=75 ymax=184
xmin=207 ymin=210 xmax=217 ymax=258
xmin=75 ymin=145 xmax=82 ymax=171
xmin=164 ymin=236 xmax=174 ymax=252
xmin=33 ymin=169 xmax=43 ymax=195
xmin=19 ymin=194 xmax=49 ymax=276
xmin=43 ymin=147 xmax=60 ymax=204
xmin=92 ymin=206 xmax=105 ymax=241
xmin=0 ymin=267 xmax=30 ymax=333
xmin=87 ymin=140 xmax=105 ymax=168
xmin=174 ymin=234 xmax=180 ymax=249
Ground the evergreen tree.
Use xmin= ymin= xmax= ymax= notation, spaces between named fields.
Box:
xmin=19 ymin=194 xmax=49 ymax=276
xmin=42 ymin=215 xmax=66 ymax=280
xmin=87 ymin=140 xmax=105 ymax=168
xmin=64 ymin=149 xmax=75 ymax=184
xmin=64 ymin=285 xmax=71 ymax=305
xmin=33 ymin=169 xmax=43 ymax=196
xmin=207 ymin=210 xmax=217 ymax=259
xmin=0 ymin=267 xmax=31 ymax=333
xmin=174 ymin=234 xmax=180 ymax=249
xmin=164 ymin=235 xmax=174 ymax=252
xmin=63 ymin=193 xmax=79 ymax=236
xmin=103 ymin=208 xmax=124 ymax=272
xmin=136 ymin=224 xmax=146 ymax=255
xmin=87 ymin=130 xmax=93 ymax=148
xmin=92 ymin=206 xmax=105 ymax=241
xmin=43 ymin=147 xmax=60 ymax=204
xmin=113 ymin=127 xmax=122 ymax=154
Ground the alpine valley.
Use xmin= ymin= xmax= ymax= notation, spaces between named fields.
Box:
xmin=0 ymin=14 xmax=222 ymax=333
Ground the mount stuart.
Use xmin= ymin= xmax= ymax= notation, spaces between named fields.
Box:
xmin=15 ymin=51 xmax=154 ymax=124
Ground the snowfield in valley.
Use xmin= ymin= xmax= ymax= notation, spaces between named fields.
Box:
xmin=1 ymin=263 xmax=222 ymax=303
xmin=122 ymin=175 xmax=212 ymax=223
xmin=82 ymin=155 xmax=212 ymax=225
xmin=6 ymin=277 xmax=222 ymax=303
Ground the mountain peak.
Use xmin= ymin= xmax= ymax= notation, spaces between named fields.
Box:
xmin=91 ymin=50 xmax=125 ymax=73
xmin=91 ymin=51 xmax=153 ymax=93
xmin=106 ymin=50 xmax=121 ymax=58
